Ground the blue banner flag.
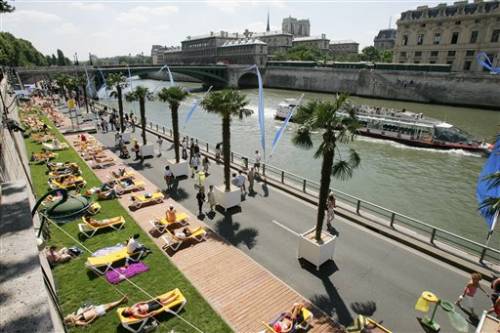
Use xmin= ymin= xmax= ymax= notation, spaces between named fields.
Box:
xmin=270 ymin=94 xmax=304 ymax=157
xmin=246 ymin=65 xmax=265 ymax=157
xmin=183 ymin=86 xmax=213 ymax=128
xmin=83 ymin=65 xmax=91 ymax=94
xmin=476 ymin=136 xmax=499 ymax=237
xmin=97 ymin=68 xmax=107 ymax=90
xmin=477 ymin=52 xmax=500 ymax=74
xmin=159 ymin=65 xmax=175 ymax=87
xmin=127 ymin=64 xmax=133 ymax=89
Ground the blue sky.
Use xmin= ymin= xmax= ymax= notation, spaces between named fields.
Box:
xmin=2 ymin=0 xmax=459 ymax=58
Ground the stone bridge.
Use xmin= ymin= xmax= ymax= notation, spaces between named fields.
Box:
xmin=15 ymin=64 xmax=261 ymax=96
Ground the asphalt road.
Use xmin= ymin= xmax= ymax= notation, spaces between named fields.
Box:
xmin=95 ymin=130 xmax=492 ymax=333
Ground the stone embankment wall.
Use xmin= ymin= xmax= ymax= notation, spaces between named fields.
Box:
xmin=263 ymin=67 xmax=500 ymax=109
xmin=144 ymin=71 xmax=202 ymax=83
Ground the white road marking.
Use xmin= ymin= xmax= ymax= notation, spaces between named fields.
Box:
xmin=272 ymin=219 xmax=300 ymax=236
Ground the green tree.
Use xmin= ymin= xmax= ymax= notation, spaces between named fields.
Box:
xmin=292 ymin=95 xmax=361 ymax=241
xmin=125 ymin=86 xmax=153 ymax=146
xmin=480 ymin=171 xmax=500 ymax=225
xmin=158 ymin=86 xmax=189 ymax=163
xmin=360 ymin=46 xmax=380 ymax=62
xmin=51 ymin=54 xmax=57 ymax=65
xmin=54 ymin=74 xmax=71 ymax=99
xmin=57 ymin=49 xmax=66 ymax=66
xmin=0 ymin=0 xmax=14 ymax=13
xmin=201 ymin=90 xmax=252 ymax=191
xmin=380 ymin=50 xmax=393 ymax=63
xmin=106 ymin=73 xmax=128 ymax=132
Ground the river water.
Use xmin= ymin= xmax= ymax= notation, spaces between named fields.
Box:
xmin=99 ymin=79 xmax=499 ymax=248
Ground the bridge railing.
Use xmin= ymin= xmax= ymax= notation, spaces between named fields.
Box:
xmin=93 ymin=103 xmax=500 ymax=268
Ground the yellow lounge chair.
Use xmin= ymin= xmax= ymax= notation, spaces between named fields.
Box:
xmin=42 ymin=141 xmax=69 ymax=151
xmin=47 ymin=162 xmax=79 ymax=172
xmin=161 ymin=226 xmax=207 ymax=252
xmin=261 ymin=307 xmax=314 ymax=333
xmin=48 ymin=176 xmax=86 ymax=190
xmin=78 ymin=216 xmax=125 ymax=239
xmin=116 ymin=288 xmax=187 ymax=333
xmin=115 ymin=180 xmax=145 ymax=194
xmin=90 ymin=159 xmax=116 ymax=169
xmin=30 ymin=152 xmax=57 ymax=164
xmin=149 ymin=212 xmax=189 ymax=234
xmin=129 ymin=192 xmax=164 ymax=210
xmin=347 ymin=315 xmax=392 ymax=333
xmin=110 ymin=170 xmax=136 ymax=181
xmin=85 ymin=247 xmax=147 ymax=274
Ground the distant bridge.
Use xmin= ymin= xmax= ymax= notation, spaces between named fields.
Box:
xmin=15 ymin=64 xmax=260 ymax=96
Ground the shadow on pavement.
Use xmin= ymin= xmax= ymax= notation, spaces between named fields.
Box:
xmin=213 ymin=211 xmax=259 ymax=250
xmin=350 ymin=301 xmax=377 ymax=316
xmin=301 ymin=259 xmax=353 ymax=325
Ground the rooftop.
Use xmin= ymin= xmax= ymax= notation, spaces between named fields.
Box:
xmin=399 ymin=0 xmax=499 ymax=21
xmin=293 ymin=35 xmax=329 ymax=42
xmin=330 ymin=40 xmax=359 ymax=45
xmin=183 ymin=31 xmax=240 ymax=42
xmin=251 ymin=30 xmax=293 ymax=37
xmin=221 ymin=38 xmax=267 ymax=47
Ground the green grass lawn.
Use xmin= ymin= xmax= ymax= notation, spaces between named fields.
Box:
xmin=23 ymin=109 xmax=232 ymax=333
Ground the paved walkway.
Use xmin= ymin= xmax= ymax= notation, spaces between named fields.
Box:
xmin=92 ymin=129 xmax=493 ymax=333
xmin=65 ymin=133 xmax=341 ymax=333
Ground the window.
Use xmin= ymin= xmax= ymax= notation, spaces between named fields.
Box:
xmin=451 ymin=32 xmax=459 ymax=44
xmin=417 ymin=34 xmax=425 ymax=45
xmin=430 ymin=51 xmax=439 ymax=57
xmin=433 ymin=33 xmax=441 ymax=45
xmin=463 ymin=61 xmax=472 ymax=70
xmin=421 ymin=23 xmax=426 ymax=27
xmin=455 ymin=20 xmax=461 ymax=25
xmin=430 ymin=61 xmax=436 ymax=64
xmin=491 ymin=30 xmax=500 ymax=43
xmin=447 ymin=60 xmax=453 ymax=65
xmin=470 ymin=31 xmax=478 ymax=43
xmin=466 ymin=50 xmax=475 ymax=57
xmin=414 ymin=61 xmax=420 ymax=64
xmin=402 ymin=34 xmax=408 ymax=46
xmin=475 ymin=19 xmax=480 ymax=23
xmin=415 ymin=51 xmax=422 ymax=57
xmin=400 ymin=51 xmax=407 ymax=57
xmin=448 ymin=51 xmax=456 ymax=57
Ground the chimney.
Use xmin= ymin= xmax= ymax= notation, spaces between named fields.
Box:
xmin=321 ymin=33 xmax=326 ymax=39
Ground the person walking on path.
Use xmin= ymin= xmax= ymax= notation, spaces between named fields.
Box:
xmin=237 ymin=171 xmax=246 ymax=194
xmin=254 ymin=150 xmax=262 ymax=175
xmin=189 ymin=138 xmax=195 ymax=161
xmin=202 ymin=156 xmax=210 ymax=175
xmin=455 ymin=272 xmax=489 ymax=314
xmin=164 ymin=165 xmax=174 ymax=192
xmin=215 ymin=142 xmax=222 ymax=163
xmin=132 ymin=140 xmax=141 ymax=160
xmin=130 ymin=116 xmax=136 ymax=133
xmin=247 ymin=167 xmax=255 ymax=194
xmin=190 ymin=155 xmax=200 ymax=178
xmin=156 ymin=135 xmax=163 ymax=157
xmin=194 ymin=167 xmax=206 ymax=193
xmin=196 ymin=188 xmax=206 ymax=216
xmin=207 ymin=185 xmax=216 ymax=212
xmin=326 ymin=193 xmax=336 ymax=230
xmin=181 ymin=137 xmax=188 ymax=160
xmin=194 ymin=139 xmax=200 ymax=156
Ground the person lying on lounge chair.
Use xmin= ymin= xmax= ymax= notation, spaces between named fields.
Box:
xmin=173 ymin=228 xmax=193 ymax=240
xmin=272 ymin=303 xmax=305 ymax=333
xmin=126 ymin=234 xmax=149 ymax=255
xmin=121 ymin=293 xmax=179 ymax=319
xmin=64 ymin=295 xmax=127 ymax=327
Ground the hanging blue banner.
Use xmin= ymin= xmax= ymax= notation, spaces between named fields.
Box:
xmin=477 ymin=52 xmax=500 ymax=74
xmin=183 ymin=86 xmax=213 ymax=128
xmin=246 ymin=65 xmax=265 ymax=157
xmin=127 ymin=64 xmax=133 ymax=89
xmin=270 ymin=94 xmax=304 ymax=157
xmin=97 ymin=68 xmax=107 ymax=90
xmin=476 ymin=136 xmax=499 ymax=238
xmin=83 ymin=65 xmax=91 ymax=94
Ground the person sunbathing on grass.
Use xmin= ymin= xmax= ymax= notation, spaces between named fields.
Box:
xmin=64 ymin=295 xmax=127 ymax=327
xmin=121 ymin=293 xmax=179 ymax=319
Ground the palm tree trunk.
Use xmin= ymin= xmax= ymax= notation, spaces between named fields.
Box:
xmin=117 ymin=86 xmax=124 ymax=133
xmin=171 ymin=104 xmax=180 ymax=163
xmin=222 ymin=115 xmax=231 ymax=192
xmin=316 ymin=136 xmax=335 ymax=241
xmin=139 ymin=97 xmax=147 ymax=145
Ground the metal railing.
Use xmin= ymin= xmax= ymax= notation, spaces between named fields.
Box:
xmin=93 ymin=103 xmax=500 ymax=267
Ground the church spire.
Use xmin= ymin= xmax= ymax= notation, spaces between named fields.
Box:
xmin=266 ymin=10 xmax=270 ymax=32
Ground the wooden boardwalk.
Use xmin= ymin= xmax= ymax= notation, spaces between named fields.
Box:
xmin=65 ymin=133 xmax=341 ymax=333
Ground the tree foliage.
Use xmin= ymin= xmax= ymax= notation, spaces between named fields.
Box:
xmin=273 ymin=45 xmax=332 ymax=62
xmin=0 ymin=32 xmax=47 ymax=66
xmin=0 ymin=0 xmax=14 ymax=13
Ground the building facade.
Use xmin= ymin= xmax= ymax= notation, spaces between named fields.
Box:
xmin=329 ymin=40 xmax=360 ymax=55
xmin=282 ymin=16 xmax=311 ymax=37
xmin=292 ymin=34 xmax=330 ymax=50
xmin=180 ymin=31 xmax=240 ymax=65
xmin=393 ymin=0 xmax=500 ymax=72
xmin=250 ymin=31 xmax=293 ymax=54
xmin=218 ymin=39 xmax=268 ymax=66
xmin=374 ymin=29 xmax=397 ymax=50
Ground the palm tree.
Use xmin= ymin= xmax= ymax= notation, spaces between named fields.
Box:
xmin=0 ymin=0 xmax=15 ymax=13
xmin=157 ymin=86 xmax=188 ymax=163
xmin=71 ymin=75 xmax=89 ymax=113
xmin=125 ymin=86 xmax=153 ymax=145
xmin=54 ymin=74 xmax=71 ymax=100
xmin=292 ymin=94 xmax=361 ymax=241
xmin=106 ymin=73 xmax=127 ymax=132
xmin=201 ymin=90 xmax=252 ymax=191
xmin=480 ymin=171 xmax=500 ymax=222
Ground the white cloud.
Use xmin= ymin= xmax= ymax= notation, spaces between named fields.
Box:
xmin=8 ymin=10 xmax=62 ymax=23
xmin=116 ymin=5 xmax=178 ymax=24
xmin=69 ymin=2 xmax=105 ymax=11
xmin=56 ymin=22 xmax=78 ymax=35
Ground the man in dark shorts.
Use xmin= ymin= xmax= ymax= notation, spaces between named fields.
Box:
xmin=121 ymin=292 xmax=179 ymax=318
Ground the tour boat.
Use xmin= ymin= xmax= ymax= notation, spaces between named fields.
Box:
xmin=275 ymin=98 xmax=301 ymax=121
xmin=274 ymin=101 xmax=492 ymax=155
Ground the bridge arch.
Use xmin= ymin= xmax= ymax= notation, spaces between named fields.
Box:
xmin=237 ymin=72 xmax=258 ymax=88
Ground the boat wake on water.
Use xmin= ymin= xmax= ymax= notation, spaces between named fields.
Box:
xmin=356 ymin=136 xmax=483 ymax=157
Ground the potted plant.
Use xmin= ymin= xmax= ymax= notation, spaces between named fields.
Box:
xmin=158 ymin=86 xmax=189 ymax=177
xmin=292 ymin=94 xmax=360 ymax=269
xmin=125 ymin=86 xmax=154 ymax=158
xmin=201 ymin=90 xmax=253 ymax=209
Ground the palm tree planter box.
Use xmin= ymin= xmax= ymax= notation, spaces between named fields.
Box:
xmin=140 ymin=144 xmax=155 ymax=158
xmin=298 ymin=227 xmax=337 ymax=270
xmin=214 ymin=184 xmax=241 ymax=210
xmin=167 ymin=159 xmax=189 ymax=178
